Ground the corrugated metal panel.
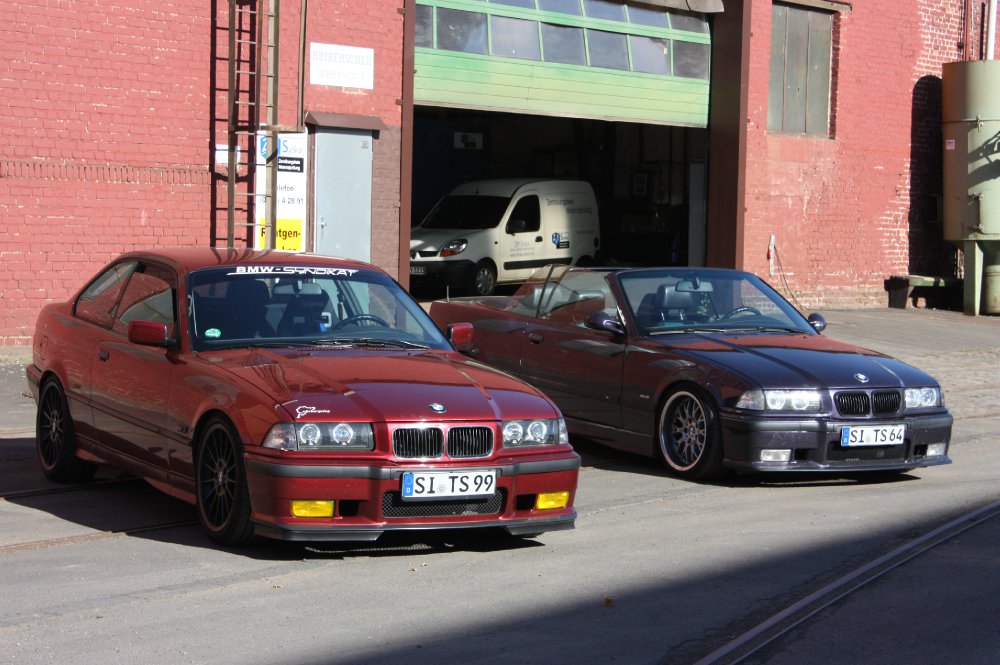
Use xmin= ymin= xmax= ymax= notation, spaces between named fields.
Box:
xmin=415 ymin=51 xmax=710 ymax=126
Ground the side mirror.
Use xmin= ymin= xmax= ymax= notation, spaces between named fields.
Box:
xmin=128 ymin=320 xmax=171 ymax=347
xmin=506 ymin=218 xmax=527 ymax=234
xmin=448 ymin=322 xmax=474 ymax=348
xmin=807 ymin=312 xmax=827 ymax=333
xmin=585 ymin=311 xmax=626 ymax=336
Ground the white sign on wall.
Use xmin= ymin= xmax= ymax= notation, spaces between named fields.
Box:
xmin=310 ymin=43 xmax=374 ymax=90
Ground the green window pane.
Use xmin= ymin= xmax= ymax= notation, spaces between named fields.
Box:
xmin=490 ymin=0 xmax=536 ymax=8
xmin=629 ymin=35 xmax=670 ymax=75
xmin=538 ymin=0 xmax=581 ymax=14
xmin=491 ymin=15 xmax=541 ymax=60
xmin=668 ymin=11 xmax=708 ymax=33
xmin=673 ymin=40 xmax=709 ymax=79
xmin=583 ymin=0 xmax=626 ymax=22
xmin=541 ymin=23 xmax=587 ymax=65
xmin=416 ymin=4 xmax=433 ymax=48
xmin=588 ymin=29 xmax=628 ymax=70
xmin=627 ymin=5 xmax=667 ymax=28
xmin=437 ymin=8 xmax=488 ymax=54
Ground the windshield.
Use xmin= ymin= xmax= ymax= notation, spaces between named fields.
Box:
xmin=617 ymin=269 xmax=813 ymax=335
xmin=186 ymin=266 xmax=451 ymax=352
xmin=418 ymin=194 xmax=511 ymax=230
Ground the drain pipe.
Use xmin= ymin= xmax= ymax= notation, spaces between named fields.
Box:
xmin=989 ymin=0 xmax=997 ymax=60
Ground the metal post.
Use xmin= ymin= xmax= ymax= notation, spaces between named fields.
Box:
xmin=266 ymin=0 xmax=280 ymax=249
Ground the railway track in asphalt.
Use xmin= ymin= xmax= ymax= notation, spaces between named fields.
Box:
xmin=690 ymin=499 xmax=1000 ymax=665
xmin=0 ymin=478 xmax=198 ymax=555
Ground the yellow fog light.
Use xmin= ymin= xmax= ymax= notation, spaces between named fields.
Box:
xmin=291 ymin=500 xmax=335 ymax=518
xmin=536 ymin=491 xmax=570 ymax=510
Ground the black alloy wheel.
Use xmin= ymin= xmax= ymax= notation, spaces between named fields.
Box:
xmin=196 ymin=418 xmax=254 ymax=546
xmin=658 ymin=388 xmax=724 ymax=480
xmin=36 ymin=379 xmax=97 ymax=483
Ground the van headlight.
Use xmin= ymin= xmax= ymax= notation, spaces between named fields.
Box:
xmin=440 ymin=239 xmax=467 ymax=257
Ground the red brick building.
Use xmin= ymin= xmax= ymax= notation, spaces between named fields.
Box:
xmin=1 ymin=0 xmax=993 ymax=345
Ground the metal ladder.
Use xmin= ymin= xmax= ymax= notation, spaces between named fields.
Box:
xmin=216 ymin=0 xmax=280 ymax=249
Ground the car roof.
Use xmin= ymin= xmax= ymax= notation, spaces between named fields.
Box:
xmin=448 ymin=179 xmax=590 ymax=197
xmin=117 ymin=247 xmax=378 ymax=275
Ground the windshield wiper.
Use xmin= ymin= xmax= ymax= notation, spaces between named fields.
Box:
xmin=648 ymin=327 xmax=728 ymax=335
xmin=727 ymin=326 xmax=805 ymax=334
xmin=311 ymin=338 xmax=430 ymax=349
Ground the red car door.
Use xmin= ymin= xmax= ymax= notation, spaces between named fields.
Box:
xmin=519 ymin=271 xmax=625 ymax=429
xmin=89 ymin=263 xmax=177 ymax=480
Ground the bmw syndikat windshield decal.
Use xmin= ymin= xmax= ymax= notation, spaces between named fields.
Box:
xmin=226 ymin=266 xmax=361 ymax=276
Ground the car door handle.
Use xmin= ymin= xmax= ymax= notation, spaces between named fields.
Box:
xmin=535 ymin=236 xmax=543 ymax=242
xmin=98 ymin=348 xmax=110 ymax=362
xmin=527 ymin=332 xmax=544 ymax=344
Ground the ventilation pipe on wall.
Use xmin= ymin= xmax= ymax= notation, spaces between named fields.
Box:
xmin=989 ymin=0 xmax=997 ymax=60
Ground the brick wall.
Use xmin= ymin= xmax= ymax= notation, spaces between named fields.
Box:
xmin=1 ymin=0 xmax=404 ymax=346
xmin=742 ymin=0 xmax=975 ymax=310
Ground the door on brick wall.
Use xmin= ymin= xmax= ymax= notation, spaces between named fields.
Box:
xmin=313 ymin=128 xmax=374 ymax=261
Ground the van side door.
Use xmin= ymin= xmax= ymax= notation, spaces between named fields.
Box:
xmin=497 ymin=194 xmax=548 ymax=282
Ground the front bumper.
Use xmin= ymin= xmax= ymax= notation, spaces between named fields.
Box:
xmin=244 ymin=454 xmax=580 ymax=542
xmin=719 ymin=411 xmax=953 ymax=473
xmin=409 ymin=259 xmax=476 ymax=288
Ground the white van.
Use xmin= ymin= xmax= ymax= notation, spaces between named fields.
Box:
xmin=409 ymin=179 xmax=600 ymax=296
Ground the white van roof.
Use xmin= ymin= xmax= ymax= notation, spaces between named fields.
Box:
xmin=448 ymin=179 xmax=593 ymax=197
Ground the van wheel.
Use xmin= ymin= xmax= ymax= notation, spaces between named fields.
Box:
xmin=467 ymin=261 xmax=496 ymax=296
xmin=576 ymin=255 xmax=594 ymax=267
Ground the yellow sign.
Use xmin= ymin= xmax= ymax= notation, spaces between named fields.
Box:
xmin=258 ymin=219 xmax=304 ymax=251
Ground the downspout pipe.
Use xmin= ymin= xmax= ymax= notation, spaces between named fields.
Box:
xmin=989 ymin=0 xmax=997 ymax=60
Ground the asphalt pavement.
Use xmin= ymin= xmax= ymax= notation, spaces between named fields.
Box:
xmin=1 ymin=306 xmax=998 ymax=663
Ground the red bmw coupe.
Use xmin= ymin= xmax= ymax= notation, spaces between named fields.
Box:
xmin=27 ymin=248 xmax=579 ymax=545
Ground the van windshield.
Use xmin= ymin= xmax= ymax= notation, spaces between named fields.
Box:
xmin=419 ymin=195 xmax=511 ymax=230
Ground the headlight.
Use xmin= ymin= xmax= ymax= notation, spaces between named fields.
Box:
xmin=262 ymin=422 xmax=375 ymax=451
xmin=502 ymin=418 xmax=568 ymax=447
xmin=440 ymin=239 xmax=468 ymax=257
xmin=905 ymin=387 xmax=941 ymax=409
xmin=736 ymin=389 xmax=821 ymax=412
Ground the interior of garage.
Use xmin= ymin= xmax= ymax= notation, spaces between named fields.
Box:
xmin=412 ymin=107 xmax=708 ymax=269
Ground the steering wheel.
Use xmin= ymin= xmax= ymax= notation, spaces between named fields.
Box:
xmin=331 ymin=314 xmax=389 ymax=329
xmin=721 ymin=306 xmax=762 ymax=320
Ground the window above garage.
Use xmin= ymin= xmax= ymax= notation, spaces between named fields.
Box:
xmin=414 ymin=0 xmax=716 ymax=126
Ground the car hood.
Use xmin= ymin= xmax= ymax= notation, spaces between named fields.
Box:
xmin=410 ymin=228 xmax=482 ymax=252
xmin=206 ymin=348 xmax=557 ymax=422
xmin=661 ymin=332 xmax=939 ymax=389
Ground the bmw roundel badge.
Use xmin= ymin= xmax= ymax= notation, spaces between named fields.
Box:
xmin=854 ymin=373 xmax=870 ymax=384
xmin=429 ymin=403 xmax=447 ymax=413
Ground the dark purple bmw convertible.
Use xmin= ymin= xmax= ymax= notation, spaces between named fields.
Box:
xmin=430 ymin=265 xmax=953 ymax=480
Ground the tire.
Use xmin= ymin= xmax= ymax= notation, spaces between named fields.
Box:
xmin=466 ymin=260 xmax=497 ymax=296
xmin=196 ymin=417 xmax=255 ymax=546
xmin=36 ymin=379 xmax=98 ymax=483
xmin=657 ymin=388 xmax=724 ymax=480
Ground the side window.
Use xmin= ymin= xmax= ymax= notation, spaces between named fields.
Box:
xmin=113 ymin=263 xmax=177 ymax=337
xmin=75 ymin=261 xmax=138 ymax=328
xmin=543 ymin=271 xmax=614 ymax=327
xmin=506 ymin=195 xmax=541 ymax=233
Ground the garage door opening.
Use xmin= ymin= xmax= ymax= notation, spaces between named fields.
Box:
xmin=412 ymin=107 xmax=708 ymax=281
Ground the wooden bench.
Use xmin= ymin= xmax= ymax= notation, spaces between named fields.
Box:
xmin=886 ymin=274 xmax=962 ymax=309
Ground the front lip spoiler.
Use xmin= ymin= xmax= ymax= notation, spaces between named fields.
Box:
xmin=725 ymin=455 xmax=953 ymax=473
xmin=245 ymin=456 xmax=582 ymax=479
xmin=251 ymin=512 xmax=577 ymax=542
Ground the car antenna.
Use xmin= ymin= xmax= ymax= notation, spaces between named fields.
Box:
xmin=446 ymin=285 xmax=450 ymax=302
